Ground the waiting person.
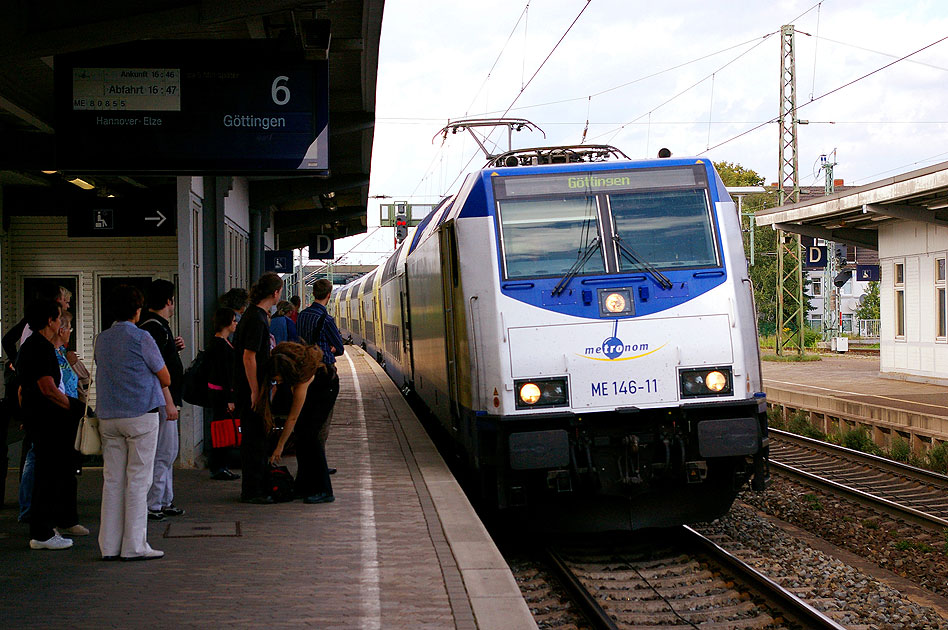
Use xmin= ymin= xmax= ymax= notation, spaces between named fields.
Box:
xmin=288 ymin=295 xmax=301 ymax=324
xmin=296 ymin=278 xmax=345 ymax=474
xmin=262 ymin=342 xmax=334 ymax=504
xmin=18 ymin=299 xmax=86 ymax=550
xmin=235 ymin=272 xmax=283 ymax=503
xmin=139 ymin=279 xmax=184 ymax=521
xmin=4 ymin=284 xmax=71 ymax=519
xmin=205 ymin=307 xmax=240 ymax=481
xmin=96 ymin=285 xmax=170 ymax=561
xmin=220 ymin=288 xmax=249 ymax=322
xmin=269 ymin=300 xmax=299 ymax=345
xmin=54 ymin=312 xmax=80 ymax=399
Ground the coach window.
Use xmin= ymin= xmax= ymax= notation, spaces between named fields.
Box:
xmin=610 ymin=188 xmax=717 ymax=270
xmin=936 ymin=257 xmax=946 ymax=341
xmin=497 ymin=196 xmax=604 ymax=279
xmin=895 ymin=262 xmax=905 ymax=339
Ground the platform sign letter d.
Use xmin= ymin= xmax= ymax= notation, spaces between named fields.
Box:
xmin=309 ymin=234 xmax=334 ymax=260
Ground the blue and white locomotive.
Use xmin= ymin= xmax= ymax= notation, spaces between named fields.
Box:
xmin=332 ymin=122 xmax=768 ymax=530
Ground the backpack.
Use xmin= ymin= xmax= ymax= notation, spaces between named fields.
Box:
xmin=268 ymin=465 xmax=296 ymax=503
xmin=181 ymin=350 xmax=210 ymax=407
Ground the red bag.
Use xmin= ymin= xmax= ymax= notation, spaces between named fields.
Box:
xmin=210 ymin=416 xmax=241 ymax=448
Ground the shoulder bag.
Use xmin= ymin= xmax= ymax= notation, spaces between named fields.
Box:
xmin=73 ymin=345 xmax=101 ymax=456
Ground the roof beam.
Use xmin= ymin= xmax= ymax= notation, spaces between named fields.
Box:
xmin=863 ymin=203 xmax=948 ymax=227
xmin=773 ymin=223 xmax=878 ymax=250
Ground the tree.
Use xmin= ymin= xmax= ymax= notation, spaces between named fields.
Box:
xmin=713 ymin=161 xmax=811 ymax=332
xmin=715 ymin=161 xmax=765 ymax=187
xmin=856 ymin=281 xmax=880 ymax=320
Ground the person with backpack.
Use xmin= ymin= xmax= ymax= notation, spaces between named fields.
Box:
xmin=203 ymin=308 xmax=240 ymax=480
xmin=296 ymin=278 xmax=345 ymax=475
xmin=138 ymin=279 xmax=185 ymax=522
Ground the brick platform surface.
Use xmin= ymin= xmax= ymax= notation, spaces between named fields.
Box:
xmin=0 ymin=348 xmax=535 ymax=630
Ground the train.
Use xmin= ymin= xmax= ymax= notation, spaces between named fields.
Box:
xmin=330 ymin=133 xmax=769 ymax=530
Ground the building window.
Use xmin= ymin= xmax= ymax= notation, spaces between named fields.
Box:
xmin=895 ymin=262 xmax=905 ymax=339
xmin=937 ymin=257 xmax=946 ymax=341
xmin=811 ymin=277 xmax=823 ymax=297
xmin=840 ymin=277 xmax=853 ymax=297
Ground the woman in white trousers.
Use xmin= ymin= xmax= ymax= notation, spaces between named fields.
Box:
xmin=94 ymin=285 xmax=171 ymax=561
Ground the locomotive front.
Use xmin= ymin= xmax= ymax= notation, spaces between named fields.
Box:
xmin=475 ymin=158 xmax=768 ymax=529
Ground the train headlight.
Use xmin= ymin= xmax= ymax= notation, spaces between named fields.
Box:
xmin=597 ymin=288 xmax=634 ymax=317
xmin=519 ymin=383 xmax=542 ymax=405
xmin=705 ymin=370 xmax=727 ymax=392
xmin=604 ymin=292 xmax=627 ymax=313
xmin=679 ymin=367 xmax=733 ymax=398
xmin=515 ymin=378 xmax=569 ymax=409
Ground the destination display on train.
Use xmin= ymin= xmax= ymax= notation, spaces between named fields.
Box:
xmin=495 ymin=166 xmax=702 ymax=198
xmin=55 ymin=41 xmax=329 ymax=173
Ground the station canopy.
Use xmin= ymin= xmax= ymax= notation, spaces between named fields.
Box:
xmin=0 ymin=1 xmax=383 ymax=246
xmin=756 ymin=161 xmax=948 ymax=250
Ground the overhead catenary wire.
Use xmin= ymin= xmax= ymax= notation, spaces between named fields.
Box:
xmin=590 ymin=31 xmax=778 ymax=145
xmin=441 ymin=0 xmax=594 ymax=195
xmin=700 ymin=33 xmax=948 ymax=155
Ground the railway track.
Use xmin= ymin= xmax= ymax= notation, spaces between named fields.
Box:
xmin=543 ymin=527 xmax=845 ymax=629
xmin=769 ymin=428 xmax=948 ymax=530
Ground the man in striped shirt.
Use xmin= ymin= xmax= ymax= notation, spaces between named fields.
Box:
xmin=297 ymin=279 xmax=344 ymax=474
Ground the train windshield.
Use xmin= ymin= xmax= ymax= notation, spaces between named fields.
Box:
xmin=497 ymin=196 xmax=604 ymax=280
xmin=610 ymin=188 xmax=717 ymax=270
xmin=493 ymin=164 xmax=719 ymax=280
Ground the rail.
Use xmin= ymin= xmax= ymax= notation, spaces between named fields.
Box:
xmin=770 ymin=428 xmax=948 ymax=530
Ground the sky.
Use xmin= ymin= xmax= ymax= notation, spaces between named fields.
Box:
xmin=326 ymin=0 xmax=948 ymax=266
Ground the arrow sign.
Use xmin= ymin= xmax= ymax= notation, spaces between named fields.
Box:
xmin=145 ymin=210 xmax=167 ymax=227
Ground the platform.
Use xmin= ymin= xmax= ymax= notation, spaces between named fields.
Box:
xmin=762 ymin=354 xmax=948 ymax=446
xmin=0 ymin=347 xmax=537 ymax=630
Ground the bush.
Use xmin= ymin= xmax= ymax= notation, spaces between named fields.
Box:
xmin=842 ymin=427 xmax=881 ymax=454
xmin=804 ymin=327 xmax=821 ymax=348
xmin=767 ymin=406 xmax=784 ymax=430
xmin=787 ymin=411 xmax=826 ymax=441
xmin=890 ymin=437 xmax=912 ymax=463
xmin=927 ymin=442 xmax=948 ymax=474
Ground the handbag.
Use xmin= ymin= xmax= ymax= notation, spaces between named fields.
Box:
xmin=210 ymin=415 xmax=241 ymax=449
xmin=74 ymin=407 xmax=101 ymax=455
xmin=73 ymin=349 xmax=101 ymax=456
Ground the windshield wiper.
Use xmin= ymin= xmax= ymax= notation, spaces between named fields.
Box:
xmin=552 ymin=236 xmax=601 ymax=296
xmin=613 ymin=234 xmax=673 ymax=290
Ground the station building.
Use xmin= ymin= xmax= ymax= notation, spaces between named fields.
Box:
xmin=757 ymin=162 xmax=948 ymax=385
xmin=0 ymin=2 xmax=384 ymax=464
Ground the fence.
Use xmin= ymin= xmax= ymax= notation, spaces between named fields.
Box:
xmin=857 ymin=319 xmax=880 ymax=338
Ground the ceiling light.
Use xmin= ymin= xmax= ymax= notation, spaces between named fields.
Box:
xmin=41 ymin=170 xmax=57 ymax=174
xmin=68 ymin=177 xmax=95 ymax=190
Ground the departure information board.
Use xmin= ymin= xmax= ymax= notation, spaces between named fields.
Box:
xmin=55 ymin=41 xmax=329 ymax=173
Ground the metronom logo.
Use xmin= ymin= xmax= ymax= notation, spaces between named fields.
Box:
xmin=577 ymin=321 xmax=665 ymax=362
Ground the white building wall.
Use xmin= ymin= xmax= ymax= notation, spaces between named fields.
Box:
xmin=2 ymin=216 xmax=178 ymax=364
xmin=878 ymin=221 xmax=948 ymax=383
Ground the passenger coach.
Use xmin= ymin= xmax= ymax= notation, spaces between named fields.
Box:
xmin=333 ymin=141 xmax=768 ymax=530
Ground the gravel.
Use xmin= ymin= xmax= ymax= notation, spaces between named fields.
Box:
xmin=696 ymin=496 xmax=948 ymax=630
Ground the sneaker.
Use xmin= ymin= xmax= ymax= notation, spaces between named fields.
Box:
xmin=56 ymin=524 xmax=90 ymax=536
xmin=161 ymin=504 xmax=185 ymax=517
xmin=29 ymin=533 xmax=74 ymax=550
xmin=147 ymin=510 xmax=166 ymax=522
